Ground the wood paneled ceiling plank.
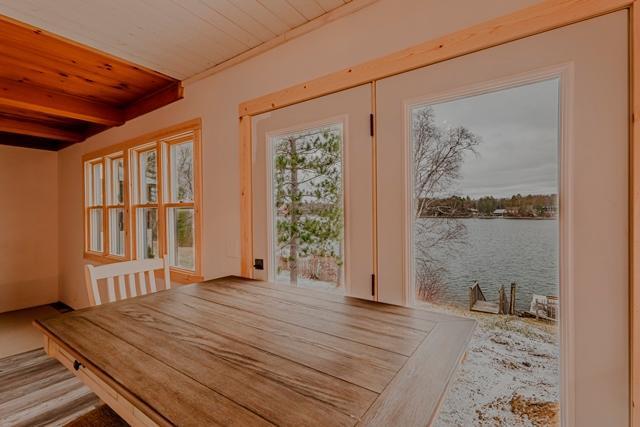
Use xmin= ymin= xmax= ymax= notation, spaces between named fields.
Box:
xmin=209 ymin=0 xmax=275 ymax=42
xmin=178 ymin=0 xmax=261 ymax=48
xmin=159 ymin=0 xmax=248 ymax=55
xmin=287 ymin=0 xmax=325 ymax=20
xmin=238 ymin=0 xmax=291 ymax=33
xmin=258 ymin=0 xmax=307 ymax=28
xmin=0 ymin=78 xmax=124 ymax=126
xmin=0 ymin=116 xmax=83 ymax=141
xmin=315 ymin=0 xmax=346 ymax=12
xmin=135 ymin=0 xmax=239 ymax=62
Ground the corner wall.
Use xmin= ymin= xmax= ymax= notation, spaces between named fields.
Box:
xmin=0 ymin=145 xmax=58 ymax=313
xmin=56 ymin=0 xmax=536 ymax=308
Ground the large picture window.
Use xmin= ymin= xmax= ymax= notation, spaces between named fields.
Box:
xmin=268 ymin=122 xmax=345 ymax=292
xmin=82 ymin=119 xmax=202 ymax=282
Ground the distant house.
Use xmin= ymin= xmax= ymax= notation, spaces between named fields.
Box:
xmin=493 ymin=208 xmax=507 ymax=216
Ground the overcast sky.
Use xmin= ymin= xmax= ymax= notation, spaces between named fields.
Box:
xmin=427 ymin=78 xmax=559 ymax=199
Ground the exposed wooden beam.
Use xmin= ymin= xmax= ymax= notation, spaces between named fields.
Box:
xmin=124 ymin=82 xmax=184 ymax=121
xmin=0 ymin=131 xmax=61 ymax=151
xmin=0 ymin=116 xmax=83 ymax=141
xmin=0 ymin=78 xmax=124 ymax=126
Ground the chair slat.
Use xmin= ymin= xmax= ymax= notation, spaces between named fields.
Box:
xmin=85 ymin=265 xmax=101 ymax=306
xmin=117 ymin=275 xmax=126 ymax=299
xmin=148 ymin=270 xmax=157 ymax=292
xmin=106 ymin=277 xmax=116 ymax=303
xmin=84 ymin=256 xmax=170 ymax=306
xmin=138 ymin=271 xmax=147 ymax=295
xmin=164 ymin=260 xmax=171 ymax=290
xmin=128 ymin=274 xmax=137 ymax=297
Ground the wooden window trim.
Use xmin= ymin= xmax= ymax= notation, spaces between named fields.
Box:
xmin=82 ymin=118 xmax=203 ymax=284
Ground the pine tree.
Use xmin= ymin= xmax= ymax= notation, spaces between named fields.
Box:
xmin=273 ymin=126 xmax=343 ymax=286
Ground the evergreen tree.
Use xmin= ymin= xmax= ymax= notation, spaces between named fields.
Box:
xmin=274 ymin=126 xmax=343 ymax=285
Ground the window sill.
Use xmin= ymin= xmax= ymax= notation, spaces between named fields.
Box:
xmin=83 ymin=253 xmax=203 ymax=284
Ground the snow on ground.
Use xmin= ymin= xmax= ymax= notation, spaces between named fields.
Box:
xmin=418 ymin=303 xmax=560 ymax=426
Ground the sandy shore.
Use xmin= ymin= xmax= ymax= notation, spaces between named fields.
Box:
xmin=417 ymin=303 xmax=560 ymax=426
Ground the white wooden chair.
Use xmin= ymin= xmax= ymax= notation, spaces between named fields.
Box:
xmin=84 ymin=257 xmax=171 ymax=306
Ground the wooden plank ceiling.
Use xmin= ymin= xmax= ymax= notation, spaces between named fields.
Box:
xmin=0 ymin=0 xmax=360 ymax=150
xmin=0 ymin=0 xmax=354 ymax=80
xmin=0 ymin=15 xmax=182 ymax=151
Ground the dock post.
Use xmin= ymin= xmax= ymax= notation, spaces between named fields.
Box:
xmin=469 ymin=281 xmax=479 ymax=311
xmin=509 ymin=283 xmax=517 ymax=315
xmin=498 ymin=285 xmax=506 ymax=314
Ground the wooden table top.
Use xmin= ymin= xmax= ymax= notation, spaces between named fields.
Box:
xmin=35 ymin=277 xmax=475 ymax=426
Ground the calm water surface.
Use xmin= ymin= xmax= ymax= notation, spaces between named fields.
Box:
xmin=418 ymin=218 xmax=559 ymax=312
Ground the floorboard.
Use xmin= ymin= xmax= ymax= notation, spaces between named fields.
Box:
xmin=0 ymin=349 xmax=100 ymax=427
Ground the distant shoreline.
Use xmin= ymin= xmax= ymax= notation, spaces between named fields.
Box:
xmin=419 ymin=216 xmax=557 ymax=220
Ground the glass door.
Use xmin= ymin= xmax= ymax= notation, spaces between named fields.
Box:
xmin=252 ymin=84 xmax=375 ymax=300
xmin=375 ymin=11 xmax=628 ymax=426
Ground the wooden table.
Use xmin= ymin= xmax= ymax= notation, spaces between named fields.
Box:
xmin=35 ymin=277 xmax=475 ymax=426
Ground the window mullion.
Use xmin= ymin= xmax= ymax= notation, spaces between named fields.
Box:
xmin=102 ymin=158 xmax=108 ymax=257
xmin=123 ymin=152 xmax=131 ymax=260
xmin=157 ymin=141 xmax=166 ymax=260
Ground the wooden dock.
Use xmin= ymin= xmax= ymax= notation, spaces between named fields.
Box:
xmin=469 ymin=282 xmax=516 ymax=315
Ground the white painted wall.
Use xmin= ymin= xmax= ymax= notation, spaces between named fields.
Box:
xmin=0 ymin=145 xmax=58 ymax=313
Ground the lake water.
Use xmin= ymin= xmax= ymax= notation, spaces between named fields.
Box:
xmin=417 ymin=218 xmax=559 ymax=312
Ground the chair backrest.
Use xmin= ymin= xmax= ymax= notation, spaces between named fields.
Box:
xmin=84 ymin=256 xmax=171 ymax=306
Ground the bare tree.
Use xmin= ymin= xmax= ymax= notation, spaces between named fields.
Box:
xmin=412 ymin=106 xmax=480 ymax=301
xmin=175 ymin=144 xmax=193 ymax=201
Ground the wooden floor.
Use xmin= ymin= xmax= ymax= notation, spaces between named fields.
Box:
xmin=0 ymin=349 xmax=100 ymax=426
xmin=37 ymin=277 xmax=475 ymax=426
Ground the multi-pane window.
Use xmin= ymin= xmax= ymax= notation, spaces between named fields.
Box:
xmin=85 ymin=154 xmax=126 ymax=258
xmin=107 ymin=156 xmax=125 ymax=257
xmin=165 ymin=138 xmax=196 ymax=270
xmin=82 ymin=120 xmax=202 ymax=281
xmin=132 ymin=146 xmax=160 ymax=260
xmin=86 ymin=161 xmax=104 ymax=253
